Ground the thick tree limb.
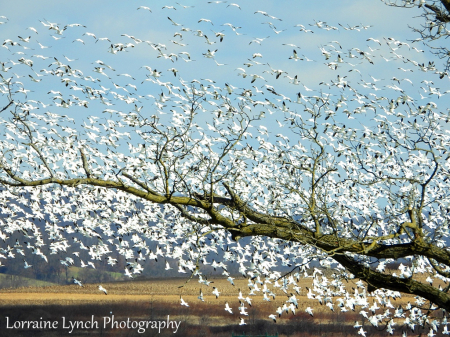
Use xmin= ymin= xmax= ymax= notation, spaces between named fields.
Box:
xmin=335 ymin=254 xmax=450 ymax=311
xmin=425 ymin=3 xmax=450 ymax=22
xmin=440 ymin=0 xmax=450 ymax=13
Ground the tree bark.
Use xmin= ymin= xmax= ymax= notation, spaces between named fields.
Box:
xmin=441 ymin=0 xmax=450 ymax=13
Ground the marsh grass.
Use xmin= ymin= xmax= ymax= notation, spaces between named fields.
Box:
xmin=0 ymin=277 xmax=443 ymax=336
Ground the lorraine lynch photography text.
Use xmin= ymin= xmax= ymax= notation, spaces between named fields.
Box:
xmin=4 ymin=315 xmax=181 ymax=334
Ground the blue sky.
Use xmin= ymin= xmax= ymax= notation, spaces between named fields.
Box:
xmin=0 ymin=0 xmax=445 ymax=177
xmin=0 ymin=0 xmax=431 ymax=109
xmin=0 ymin=0 xmax=444 ymax=190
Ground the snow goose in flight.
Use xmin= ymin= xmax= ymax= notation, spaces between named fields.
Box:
xmin=98 ymin=285 xmax=108 ymax=295
xmin=180 ymin=296 xmax=189 ymax=307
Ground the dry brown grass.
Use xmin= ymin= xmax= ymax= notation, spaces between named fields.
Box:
xmin=0 ymin=276 xmax=442 ymax=337
xmin=0 ymin=276 xmax=418 ymax=317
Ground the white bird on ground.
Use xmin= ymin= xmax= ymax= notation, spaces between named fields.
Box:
xmin=98 ymin=285 xmax=107 ymax=295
